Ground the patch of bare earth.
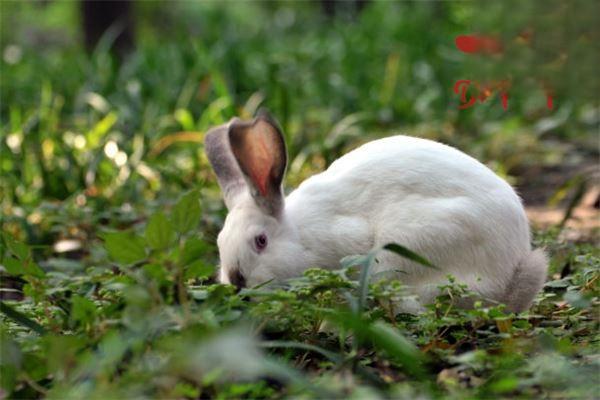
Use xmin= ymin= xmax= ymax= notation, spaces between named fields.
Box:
xmin=519 ymin=161 xmax=599 ymax=243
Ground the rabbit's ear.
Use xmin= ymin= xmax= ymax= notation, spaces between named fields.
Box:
xmin=229 ymin=112 xmax=287 ymax=217
xmin=205 ymin=120 xmax=246 ymax=209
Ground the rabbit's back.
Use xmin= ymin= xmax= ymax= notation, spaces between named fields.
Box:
xmin=285 ymin=135 xmax=532 ymax=302
xmin=288 ymin=135 xmax=522 ymax=215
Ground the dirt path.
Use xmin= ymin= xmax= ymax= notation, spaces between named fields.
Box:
xmin=518 ymin=161 xmax=599 ymax=243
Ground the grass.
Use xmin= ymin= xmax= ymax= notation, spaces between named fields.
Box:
xmin=1 ymin=1 xmax=598 ymax=399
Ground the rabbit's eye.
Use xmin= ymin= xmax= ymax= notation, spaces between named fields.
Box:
xmin=254 ymin=233 xmax=268 ymax=251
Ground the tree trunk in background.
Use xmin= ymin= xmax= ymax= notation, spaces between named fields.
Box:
xmin=320 ymin=0 xmax=370 ymax=17
xmin=81 ymin=0 xmax=134 ymax=56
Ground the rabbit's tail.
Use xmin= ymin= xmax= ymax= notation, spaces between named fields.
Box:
xmin=504 ymin=249 xmax=548 ymax=313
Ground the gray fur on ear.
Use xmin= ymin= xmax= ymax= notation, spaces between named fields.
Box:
xmin=204 ymin=119 xmax=246 ymax=209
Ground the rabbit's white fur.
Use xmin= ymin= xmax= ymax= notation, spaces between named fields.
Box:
xmin=208 ymin=117 xmax=547 ymax=313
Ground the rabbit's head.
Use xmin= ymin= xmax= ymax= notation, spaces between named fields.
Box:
xmin=205 ymin=112 xmax=304 ymax=289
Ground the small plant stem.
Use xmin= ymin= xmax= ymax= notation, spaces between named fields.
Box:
xmin=23 ymin=373 xmax=48 ymax=395
xmin=177 ymin=235 xmax=190 ymax=325
xmin=386 ymin=300 xmax=396 ymax=326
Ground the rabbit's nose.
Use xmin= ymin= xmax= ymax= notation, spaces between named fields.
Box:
xmin=229 ymin=269 xmax=246 ymax=290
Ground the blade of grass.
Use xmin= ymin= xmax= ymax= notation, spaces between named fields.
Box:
xmin=559 ymin=178 xmax=588 ymax=229
xmin=358 ymin=252 xmax=376 ymax=312
xmin=341 ymin=252 xmax=376 ymax=313
xmin=383 ymin=243 xmax=438 ymax=269
xmin=261 ymin=340 xmax=387 ymax=390
xmin=328 ymin=311 xmax=428 ymax=380
xmin=0 ymin=301 xmax=46 ymax=335
xmin=261 ymin=340 xmax=343 ymax=364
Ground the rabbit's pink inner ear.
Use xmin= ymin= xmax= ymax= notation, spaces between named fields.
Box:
xmin=229 ymin=117 xmax=287 ymax=202
xmin=245 ymin=130 xmax=275 ymax=196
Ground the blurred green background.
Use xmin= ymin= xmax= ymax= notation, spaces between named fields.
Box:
xmin=1 ymin=2 xmax=598 ymax=399
xmin=2 ymin=1 xmax=598 ymax=218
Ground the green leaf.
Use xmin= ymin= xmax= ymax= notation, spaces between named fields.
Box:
xmin=0 ymin=235 xmax=44 ymax=278
xmin=103 ymin=231 xmax=146 ymax=265
xmin=97 ymin=331 xmax=129 ymax=375
xmin=171 ymin=190 xmax=201 ymax=234
xmin=2 ymin=257 xmax=24 ymax=275
xmin=0 ymin=364 xmax=17 ymax=395
xmin=488 ymin=376 xmax=519 ymax=393
xmin=260 ymin=341 xmax=343 ymax=364
xmin=368 ymin=321 xmax=425 ymax=377
xmin=145 ymin=211 xmax=174 ymax=250
xmin=2 ymin=233 xmax=30 ymax=260
xmin=143 ymin=263 xmax=170 ymax=285
xmin=22 ymin=353 xmax=48 ymax=382
xmin=341 ymin=251 xmax=376 ymax=313
xmin=0 ymin=302 xmax=46 ymax=334
xmin=71 ymin=295 xmax=97 ymax=325
xmin=44 ymin=335 xmax=87 ymax=376
xmin=172 ymin=382 xmax=200 ymax=399
xmin=0 ymin=328 xmax=22 ymax=393
xmin=341 ymin=243 xmax=437 ymax=311
xmin=544 ymin=278 xmax=571 ymax=288
xmin=174 ymin=108 xmax=196 ymax=131
xmin=180 ymin=237 xmax=211 ymax=266
xmin=563 ymin=290 xmax=592 ymax=309
xmin=23 ymin=260 xmax=46 ymax=278
xmin=383 ymin=243 xmax=438 ymax=269
xmin=87 ymin=111 xmax=117 ymax=148
xmin=328 ymin=312 xmax=427 ymax=379
xmin=185 ymin=260 xmax=216 ymax=280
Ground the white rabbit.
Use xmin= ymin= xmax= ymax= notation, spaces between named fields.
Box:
xmin=205 ymin=112 xmax=547 ymax=312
